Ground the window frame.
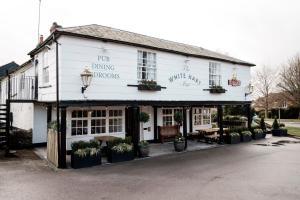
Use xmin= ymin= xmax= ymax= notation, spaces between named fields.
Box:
xmin=209 ymin=62 xmax=221 ymax=87
xmin=69 ymin=108 xmax=124 ymax=137
xmin=137 ymin=50 xmax=157 ymax=82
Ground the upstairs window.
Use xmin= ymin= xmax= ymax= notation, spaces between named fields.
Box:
xmin=20 ymin=72 xmax=25 ymax=90
xmin=137 ymin=50 xmax=156 ymax=81
xmin=42 ymin=66 xmax=49 ymax=84
xmin=209 ymin=62 xmax=221 ymax=87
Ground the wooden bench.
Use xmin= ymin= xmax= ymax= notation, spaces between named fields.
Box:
xmin=158 ymin=125 xmax=178 ymax=143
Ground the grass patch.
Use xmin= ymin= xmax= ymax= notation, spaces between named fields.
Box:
xmin=286 ymin=127 xmax=300 ymax=137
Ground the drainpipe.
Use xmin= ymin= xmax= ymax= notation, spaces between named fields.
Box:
xmin=53 ymin=35 xmax=63 ymax=168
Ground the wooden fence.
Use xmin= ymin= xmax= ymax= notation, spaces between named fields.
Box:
xmin=47 ymin=129 xmax=58 ymax=167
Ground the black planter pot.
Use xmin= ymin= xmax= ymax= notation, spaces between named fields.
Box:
xmin=139 ymin=146 xmax=150 ymax=157
xmin=262 ymin=131 xmax=267 ymax=138
xmin=272 ymin=129 xmax=288 ymax=137
xmin=229 ymin=136 xmax=240 ymax=144
xmin=71 ymin=153 xmax=102 ymax=169
xmin=252 ymin=132 xmax=262 ymax=140
xmin=174 ymin=141 xmax=185 ymax=152
xmin=241 ymin=134 xmax=252 ymax=142
xmin=107 ymin=150 xmax=134 ymax=163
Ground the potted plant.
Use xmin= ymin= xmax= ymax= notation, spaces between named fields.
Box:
xmin=271 ymin=118 xmax=288 ymax=136
xmin=174 ymin=111 xmax=183 ymax=133
xmin=71 ymin=140 xmax=101 ymax=169
xmin=138 ymin=80 xmax=162 ymax=91
xmin=139 ymin=112 xmax=150 ymax=141
xmin=174 ymin=134 xmax=185 ymax=152
xmin=138 ymin=140 xmax=150 ymax=157
xmin=228 ymin=132 xmax=240 ymax=144
xmin=240 ymin=131 xmax=252 ymax=142
xmin=252 ymin=129 xmax=263 ymax=139
xmin=107 ymin=142 xmax=134 ymax=163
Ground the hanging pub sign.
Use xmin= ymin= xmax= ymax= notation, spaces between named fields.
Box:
xmin=228 ymin=78 xmax=241 ymax=86
xmin=228 ymin=68 xmax=241 ymax=86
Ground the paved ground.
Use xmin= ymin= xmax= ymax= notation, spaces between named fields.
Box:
xmin=1 ymin=136 xmax=300 ymax=200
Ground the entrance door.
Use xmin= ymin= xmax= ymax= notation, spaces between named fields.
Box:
xmin=140 ymin=106 xmax=154 ymax=141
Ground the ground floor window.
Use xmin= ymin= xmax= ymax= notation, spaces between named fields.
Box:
xmin=70 ymin=109 xmax=123 ymax=136
xmin=109 ymin=110 xmax=123 ymax=133
xmin=91 ymin=110 xmax=106 ymax=134
xmin=71 ymin=110 xmax=88 ymax=136
xmin=162 ymin=108 xmax=183 ymax=126
xmin=193 ymin=108 xmax=211 ymax=126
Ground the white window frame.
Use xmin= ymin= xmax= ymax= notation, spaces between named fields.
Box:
xmin=193 ymin=108 xmax=211 ymax=126
xmin=42 ymin=66 xmax=49 ymax=85
xmin=137 ymin=50 xmax=157 ymax=81
xmin=68 ymin=107 xmax=125 ymax=137
xmin=108 ymin=110 xmax=123 ymax=133
xmin=71 ymin=110 xmax=89 ymax=136
xmin=162 ymin=108 xmax=183 ymax=126
xmin=91 ymin=110 xmax=106 ymax=134
xmin=209 ymin=62 xmax=221 ymax=87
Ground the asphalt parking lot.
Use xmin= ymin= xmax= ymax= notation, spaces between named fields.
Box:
xmin=1 ymin=136 xmax=300 ymax=200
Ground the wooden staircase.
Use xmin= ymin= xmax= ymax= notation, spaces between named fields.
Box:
xmin=0 ymin=103 xmax=10 ymax=154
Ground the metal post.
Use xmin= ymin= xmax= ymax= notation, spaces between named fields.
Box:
xmin=182 ymin=107 xmax=187 ymax=149
xmin=247 ymin=104 xmax=252 ymax=130
xmin=59 ymin=106 xmax=66 ymax=168
xmin=5 ymin=71 xmax=11 ymax=156
xmin=217 ymin=105 xmax=224 ymax=144
xmin=131 ymin=106 xmax=140 ymax=156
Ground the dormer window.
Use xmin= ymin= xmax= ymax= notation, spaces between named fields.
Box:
xmin=137 ymin=50 xmax=156 ymax=81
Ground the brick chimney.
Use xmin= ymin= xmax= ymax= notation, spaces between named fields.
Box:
xmin=39 ymin=35 xmax=44 ymax=44
xmin=50 ymin=22 xmax=62 ymax=33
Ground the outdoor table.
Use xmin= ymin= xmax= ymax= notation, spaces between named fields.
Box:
xmin=94 ymin=135 xmax=119 ymax=146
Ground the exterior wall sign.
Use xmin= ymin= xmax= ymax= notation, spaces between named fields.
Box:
xmin=228 ymin=68 xmax=241 ymax=86
xmin=91 ymin=55 xmax=120 ymax=79
xmin=168 ymin=61 xmax=201 ymax=87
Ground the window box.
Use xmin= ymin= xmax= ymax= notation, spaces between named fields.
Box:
xmin=208 ymin=86 xmax=226 ymax=94
xmin=137 ymin=80 xmax=162 ymax=91
xmin=71 ymin=153 xmax=102 ymax=169
xmin=107 ymin=150 xmax=134 ymax=163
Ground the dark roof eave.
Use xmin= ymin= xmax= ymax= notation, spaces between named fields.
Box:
xmin=28 ymin=30 xmax=256 ymax=67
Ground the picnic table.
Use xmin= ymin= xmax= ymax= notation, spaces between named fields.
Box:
xmin=195 ymin=128 xmax=228 ymax=143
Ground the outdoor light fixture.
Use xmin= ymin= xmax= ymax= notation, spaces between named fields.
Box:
xmin=80 ymin=67 xmax=93 ymax=94
xmin=245 ymin=83 xmax=254 ymax=97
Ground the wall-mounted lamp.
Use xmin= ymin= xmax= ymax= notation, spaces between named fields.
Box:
xmin=80 ymin=67 xmax=93 ymax=94
xmin=245 ymin=84 xmax=254 ymax=97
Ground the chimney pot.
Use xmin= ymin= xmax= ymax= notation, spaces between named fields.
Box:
xmin=39 ymin=35 xmax=44 ymax=44
xmin=50 ymin=22 xmax=62 ymax=33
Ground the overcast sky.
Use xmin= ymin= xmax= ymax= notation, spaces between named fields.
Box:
xmin=1 ymin=0 xmax=300 ymax=71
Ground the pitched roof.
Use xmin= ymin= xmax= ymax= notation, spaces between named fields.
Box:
xmin=0 ymin=61 xmax=19 ymax=79
xmin=30 ymin=24 xmax=255 ymax=66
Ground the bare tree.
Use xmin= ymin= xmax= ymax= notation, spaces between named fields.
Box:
xmin=278 ymin=54 xmax=300 ymax=118
xmin=254 ymin=66 xmax=276 ymax=118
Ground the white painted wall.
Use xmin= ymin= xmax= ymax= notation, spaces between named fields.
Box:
xmin=52 ymin=36 xmax=252 ymax=102
xmin=11 ymin=103 xmax=33 ymax=130
xmin=32 ymin=104 xmax=48 ymax=144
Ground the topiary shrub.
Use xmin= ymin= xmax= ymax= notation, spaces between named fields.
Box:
xmin=260 ymin=117 xmax=266 ymax=131
xmin=174 ymin=111 xmax=183 ymax=126
xmin=139 ymin=112 xmax=150 ymax=123
xmin=272 ymin=118 xmax=279 ymax=130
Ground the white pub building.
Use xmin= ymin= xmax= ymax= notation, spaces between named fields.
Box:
xmin=1 ymin=23 xmax=254 ymax=167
